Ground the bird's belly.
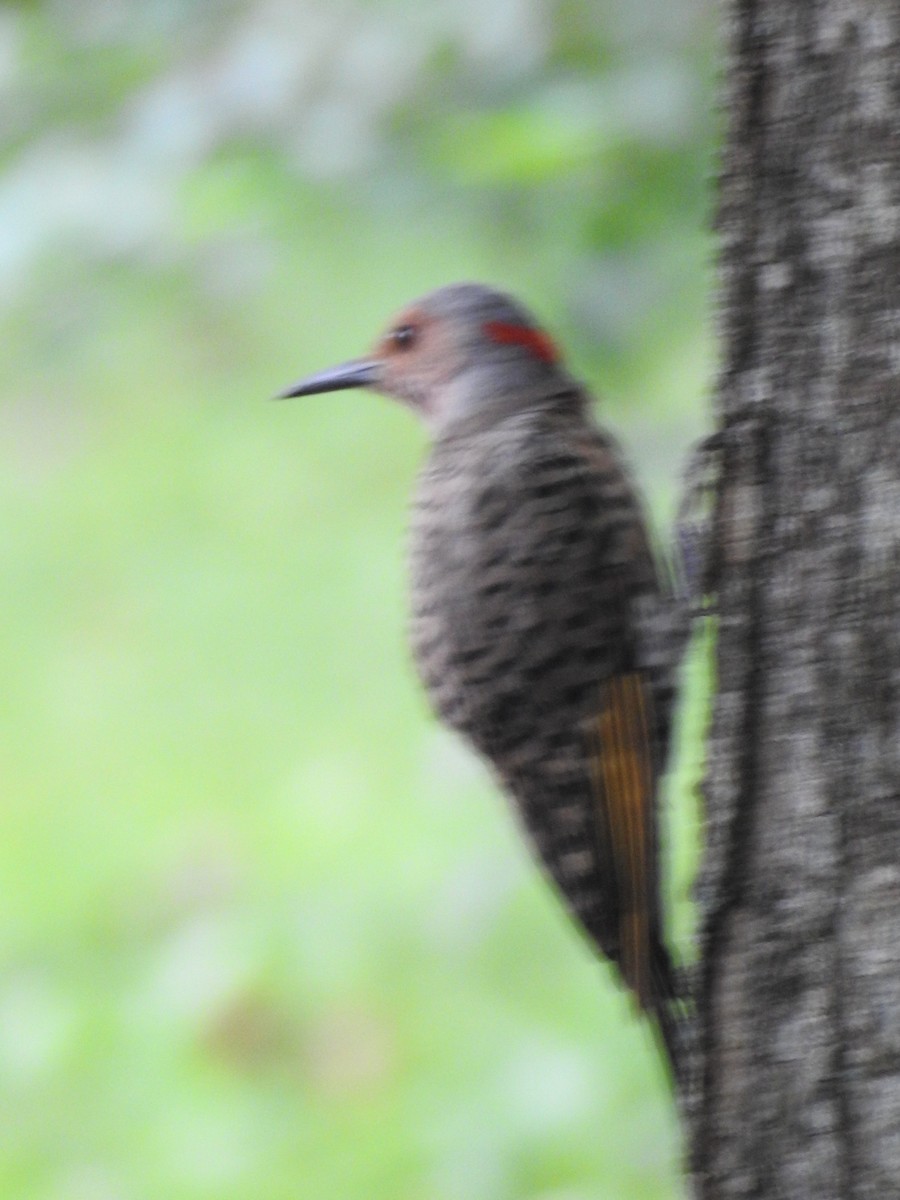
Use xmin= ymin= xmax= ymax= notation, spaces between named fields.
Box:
xmin=408 ymin=534 xmax=618 ymax=762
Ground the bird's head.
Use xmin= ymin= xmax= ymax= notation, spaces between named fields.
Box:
xmin=278 ymin=283 xmax=575 ymax=433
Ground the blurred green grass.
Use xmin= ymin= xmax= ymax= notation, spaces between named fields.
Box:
xmin=1 ymin=4 xmax=713 ymax=1196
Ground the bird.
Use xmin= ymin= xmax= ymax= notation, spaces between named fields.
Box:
xmin=278 ymin=282 xmax=685 ymax=1081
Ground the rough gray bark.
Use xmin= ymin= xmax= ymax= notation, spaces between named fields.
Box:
xmin=690 ymin=5 xmax=900 ymax=1197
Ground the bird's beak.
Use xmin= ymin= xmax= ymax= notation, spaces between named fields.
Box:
xmin=276 ymin=359 xmax=381 ymax=399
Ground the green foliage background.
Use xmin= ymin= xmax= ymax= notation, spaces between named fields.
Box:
xmin=1 ymin=3 xmax=714 ymax=1197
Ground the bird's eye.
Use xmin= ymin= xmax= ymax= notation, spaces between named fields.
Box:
xmin=390 ymin=324 xmax=418 ymax=350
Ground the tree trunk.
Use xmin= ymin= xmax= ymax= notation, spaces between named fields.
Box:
xmin=690 ymin=5 xmax=900 ymax=1197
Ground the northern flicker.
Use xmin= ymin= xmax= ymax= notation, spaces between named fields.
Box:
xmin=279 ymin=283 xmax=684 ymax=1079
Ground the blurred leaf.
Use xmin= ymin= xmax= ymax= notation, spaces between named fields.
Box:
xmin=431 ymin=105 xmax=602 ymax=184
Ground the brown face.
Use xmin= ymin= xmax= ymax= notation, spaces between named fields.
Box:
xmin=370 ymin=305 xmax=464 ymax=412
xmin=276 ymin=283 xmax=559 ymax=419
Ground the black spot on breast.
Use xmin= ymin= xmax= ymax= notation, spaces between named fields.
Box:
xmin=480 ymin=580 xmax=512 ymax=598
xmin=450 ymin=647 xmax=488 ymax=668
xmin=562 ymin=682 xmax=589 ymax=707
xmin=523 ymin=648 xmax=570 ymax=680
xmin=481 ymin=550 xmax=509 ymax=571
xmin=532 ymin=479 xmax=568 ymax=501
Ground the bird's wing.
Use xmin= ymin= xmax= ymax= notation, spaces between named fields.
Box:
xmin=571 ymin=428 xmax=669 ymax=1012
xmin=587 ymin=671 xmax=659 ymax=1011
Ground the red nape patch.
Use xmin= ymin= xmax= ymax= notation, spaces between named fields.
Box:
xmin=482 ymin=320 xmax=559 ymax=365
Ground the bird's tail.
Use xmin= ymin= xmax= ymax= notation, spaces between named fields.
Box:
xmin=648 ymin=942 xmax=691 ymax=1090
